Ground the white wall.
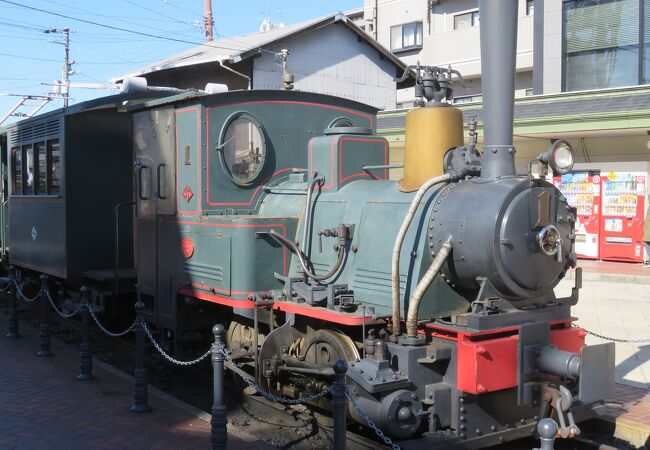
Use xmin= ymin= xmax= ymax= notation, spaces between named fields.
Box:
xmin=365 ymin=0 xmax=535 ymax=105
xmin=542 ymin=0 xmax=563 ymax=94
xmin=253 ymin=23 xmax=398 ymax=110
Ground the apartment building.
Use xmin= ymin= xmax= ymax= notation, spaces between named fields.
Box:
xmin=359 ymin=0 xmax=650 ymax=264
xmin=358 ymin=0 xmax=650 ymax=108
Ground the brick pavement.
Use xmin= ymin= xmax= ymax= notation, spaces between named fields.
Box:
xmin=558 ymin=259 xmax=650 ymax=447
xmin=0 ymin=315 xmax=270 ymax=450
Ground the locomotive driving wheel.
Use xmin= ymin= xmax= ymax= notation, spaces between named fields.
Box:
xmin=299 ymin=329 xmax=360 ymax=367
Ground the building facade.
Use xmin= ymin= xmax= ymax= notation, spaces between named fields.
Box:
xmin=361 ymin=0 xmax=650 ymax=262
xmin=357 ymin=0 xmax=650 ymax=107
xmin=114 ymin=13 xmax=412 ymax=111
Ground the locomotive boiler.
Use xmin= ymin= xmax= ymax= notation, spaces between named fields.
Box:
xmin=0 ymin=0 xmax=615 ymax=448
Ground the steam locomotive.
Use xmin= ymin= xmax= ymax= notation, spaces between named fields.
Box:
xmin=0 ymin=1 xmax=614 ymax=448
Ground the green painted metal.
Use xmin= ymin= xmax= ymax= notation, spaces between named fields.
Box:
xmin=138 ymin=89 xmax=469 ymax=323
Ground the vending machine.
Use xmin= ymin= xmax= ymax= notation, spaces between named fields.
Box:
xmin=599 ymin=172 xmax=647 ymax=263
xmin=553 ymin=171 xmax=601 ymax=259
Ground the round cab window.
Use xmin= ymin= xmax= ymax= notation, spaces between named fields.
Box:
xmin=220 ymin=114 xmax=266 ymax=186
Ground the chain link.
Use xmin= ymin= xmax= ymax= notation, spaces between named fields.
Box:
xmin=345 ymin=388 xmax=401 ymax=450
xmin=143 ymin=323 xmax=211 ymax=366
xmin=220 ymin=346 xmax=332 ymax=404
xmin=88 ymin=306 xmax=136 ymax=337
xmin=13 ymin=279 xmax=41 ymax=302
xmin=576 ymin=325 xmax=650 ymax=344
xmin=44 ymin=289 xmax=82 ymax=319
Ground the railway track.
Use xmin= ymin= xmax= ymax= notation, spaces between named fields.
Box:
xmin=1 ymin=299 xmax=628 ymax=450
xmin=2 ymin=298 xmax=386 ymax=449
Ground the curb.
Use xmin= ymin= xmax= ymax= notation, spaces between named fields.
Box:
xmin=564 ymin=271 xmax=650 ymax=285
xmin=597 ymin=415 xmax=650 ymax=448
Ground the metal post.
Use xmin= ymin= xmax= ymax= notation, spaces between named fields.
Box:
xmin=6 ymin=266 xmax=19 ymax=338
xmin=77 ymin=286 xmax=94 ymax=380
xmin=533 ymin=418 xmax=558 ymax=450
xmin=37 ymin=275 xmax=52 ymax=357
xmin=130 ymin=297 xmax=151 ymax=412
xmin=332 ymin=359 xmax=349 ymax=450
xmin=211 ymin=324 xmax=227 ymax=450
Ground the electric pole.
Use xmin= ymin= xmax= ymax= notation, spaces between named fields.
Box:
xmin=44 ymin=27 xmax=74 ymax=108
xmin=204 ymin=0 xmax=214 ymax=42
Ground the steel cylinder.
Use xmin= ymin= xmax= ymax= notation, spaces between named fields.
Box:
xmin=537 ymin=346 xmax=581 ymax=378
xmin=478 ymin=0 xmax=518 ymax=179
xmin=398 ymin=106 xmax=464 ymax=192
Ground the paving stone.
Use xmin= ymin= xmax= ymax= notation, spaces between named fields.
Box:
xmin=0 ymin=317 xmax=270 ymax=450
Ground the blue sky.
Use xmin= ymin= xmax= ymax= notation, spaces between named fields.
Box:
xmin=0 ymin=0 xmax=358 ymax=123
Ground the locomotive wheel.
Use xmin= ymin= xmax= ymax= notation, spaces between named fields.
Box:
xmin=226 ymin=318 xmax=266 ymax=393
xmin=299 ymin=329 xmax=360 ymax=367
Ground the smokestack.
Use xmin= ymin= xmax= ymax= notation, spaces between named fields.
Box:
xmin=478 ymin=0 xmax=518 ymax=179
xmin=204 ymin=0 xmax=214 ymax=42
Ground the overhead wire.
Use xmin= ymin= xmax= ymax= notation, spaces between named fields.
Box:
xmin=119 ymin=0 xmax=202 ymax=27
xmin=0 ymin=0 xmax=249 ymax=53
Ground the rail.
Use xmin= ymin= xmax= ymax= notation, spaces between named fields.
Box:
xmin=6 ymin=269 xmax=644 ymax=450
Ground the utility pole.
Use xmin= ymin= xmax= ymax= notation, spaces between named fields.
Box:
xmin=204 ymin=0 xmax=214 ymax=42
xmin=44 ymin=27 xmax=74 ymax=108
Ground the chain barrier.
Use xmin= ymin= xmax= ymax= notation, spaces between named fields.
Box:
xmin=13 ymin=279 xmax=41 ymax=302
xmin=88 ymin=306 xmax=136 ymax=337
xmin=143 ymin=322 xmax=211 ymax=366
xmin=220 ymin=345 xmax=332 ymax=404
xmin=575 ymin=323 xmax=650 ymax=344
xmin=345 ymin=388 xmax=402 ymax=450
xmin=4 ymin=275 xmax=396 ymax=448
xmin=43 ymin=289 xmax=82 ymax=319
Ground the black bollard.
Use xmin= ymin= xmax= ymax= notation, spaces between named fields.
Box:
xmin=77 ymin=286 xmax=94 ymax=380
xmin=211 ymin=324 xmax=227 ymax=450
xmin=6 ymin=266 xmax=19 ymax=338
xmin=332 ymin=359 xmax=348 ymax=450
xmin=37 ymin=275 xmax=52 ymax=357
xmin=131 ymin=297 xmax=151 ymax=412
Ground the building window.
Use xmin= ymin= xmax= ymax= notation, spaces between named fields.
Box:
xmin=525 ymin=88 xmax=535 ymax=96
xmin=390 ymin=21 xmax=423 ymax=51
xmin=48 ymin=139 xmax=61 ymax=195
xmin=454 ymin=10 xmax=479 ymax=30
xmin=526 ymin=0 xmax=534 ymax=15
xmin=453 ymin=94 xmax=482 ymax=104
xmin=564 ymin=0 xmax=647 ymax=91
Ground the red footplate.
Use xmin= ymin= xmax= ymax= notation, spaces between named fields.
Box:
xmin=424 ymin=323 xmax=586 ymax=395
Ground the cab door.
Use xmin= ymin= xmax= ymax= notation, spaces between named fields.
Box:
xmin=134 ymin=108 xmax=176 ymax=299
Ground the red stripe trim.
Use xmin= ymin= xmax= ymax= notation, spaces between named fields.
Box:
xmin=339 ymin=137 xmax=388 ymax=183
xmin=273 ymin=301 xmax=376 ymax=325
xmin=179 ymin=288 xmax=255 ymax=308
xmin=182 ymin=287 xmax=376 ymax=325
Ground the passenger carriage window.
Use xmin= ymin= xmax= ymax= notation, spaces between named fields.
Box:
xmin=219 ymin=113 xmax=267 ymax=186
xmin=23 ymin=144 xmax=34 ymax=195
xmin=48 ymin=140 xmax=60 ymax=195
xmin=12 ymin=147 xmax=22 ymax=194
xmin=35 ymin=142 xmax=46 ymax=195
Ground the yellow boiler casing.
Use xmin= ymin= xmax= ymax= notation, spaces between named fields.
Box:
xmin=398 ymin=106 xmax=464 ymax=192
